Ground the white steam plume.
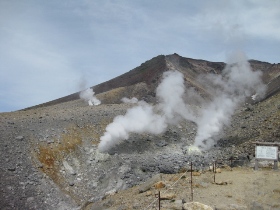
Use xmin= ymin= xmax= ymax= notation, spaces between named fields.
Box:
xmin=121 ymin=97 xmax=139 ymax=104
xmin=98 ymin=51 xmax=266 ymax=152
xmin=156 ymin=71 xmax=197 ymax=123
xmin=79 ymin=88 xmax=101 ymax=106
xmin=98 ymin=71 xmax=192 ymax=152
xmin=98 ymin=101 xmax=167 ymax=152
xmin=193 ymin=51 xmax=266 ymax=149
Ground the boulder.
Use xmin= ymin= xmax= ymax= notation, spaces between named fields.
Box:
xmin=183 ymin=202 xmax=213 ymax=210
xmin=161 ymin=193 xmax=176 ymax=200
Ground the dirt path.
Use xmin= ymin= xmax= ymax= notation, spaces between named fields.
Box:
xmin=89 ymin=167 xmax=280 ymax=210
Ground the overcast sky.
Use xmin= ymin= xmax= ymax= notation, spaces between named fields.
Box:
xmin=0 ymin=0 xmax=279 ymax=112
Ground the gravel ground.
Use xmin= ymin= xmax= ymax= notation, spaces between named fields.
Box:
xmin=88 ymin=167 xmax=280 ymax=210
xmin=0 ymin=92 xmax=279 ymax=210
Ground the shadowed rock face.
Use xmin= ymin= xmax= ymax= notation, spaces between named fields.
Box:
xmin=1 ymin=54 xmax=279 ymax=209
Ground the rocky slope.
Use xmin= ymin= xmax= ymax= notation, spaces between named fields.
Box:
xmin=0 ymin=54 xmax=279 ymax=210
xmin=24 ymin=54 xmax=280 ymax=109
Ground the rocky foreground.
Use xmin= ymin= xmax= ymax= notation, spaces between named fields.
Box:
xmin=89 ymin=167 xmax=280 ymax=210
xmin=0 ymin=91 xmax=279 ymax=209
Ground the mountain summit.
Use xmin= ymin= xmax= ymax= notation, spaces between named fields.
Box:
xmin=25 ymin=53 xmax=280 ymax=110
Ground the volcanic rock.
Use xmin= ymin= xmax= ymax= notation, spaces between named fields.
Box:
xmin=183 ymin=202 xmax=213 ymax=210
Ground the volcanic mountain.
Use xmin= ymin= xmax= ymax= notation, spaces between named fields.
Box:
xmin=1 ymin=53 xmax=279 ymax=210
xmin=25 ymin=53 xmax=280 ymax=110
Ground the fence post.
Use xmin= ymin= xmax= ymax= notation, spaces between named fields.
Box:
xmin=158 ymin=191 xmax=160 ymax=210
xmin=155 ymin=191 xmax=161 ymax=210
xmin=190 ymin=162 xmax=193 ymax=202
xmin=213 ymin=161 xmax=216 ymax=183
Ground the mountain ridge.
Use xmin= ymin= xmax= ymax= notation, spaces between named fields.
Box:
xmin=23 ymin=53 xmax=280 ymax=110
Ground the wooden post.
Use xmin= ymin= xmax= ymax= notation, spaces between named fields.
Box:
xmin=158 ymin=191 xmax=161 ymax=210
xmin=213 ymin=161 xmax=216 ymax=183
xmin=190 ymin=162 xmax=193 ymax=202
xmin=155 ymin=191 xmax=161 ymax=210
xmin=255 ymin=159 xmax=259 ymax=170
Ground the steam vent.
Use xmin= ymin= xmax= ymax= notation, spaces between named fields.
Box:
xmin=1 ymin=54 xmax=280 ymax=209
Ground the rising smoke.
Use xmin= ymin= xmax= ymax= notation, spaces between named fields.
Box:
xmin=98 ymin=71 xmax=187 ymax=152
xmin=156 ymin=71 xmax=197 ymax=124
xmin=98 ymin=101 xmax=167 ymax=152
xmin=98 ymin=52 xmax=266 ymax=153
xmin=79 ymin=88 xmax=101 ymax=106
xmin=193 ymin=51 xmax=266 ymax=149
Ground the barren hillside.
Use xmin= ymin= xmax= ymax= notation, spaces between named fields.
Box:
xmin=1 ymin=54 xmax=279 ymax=210
xmin=24 ymin=54 xmax=280 ymax=110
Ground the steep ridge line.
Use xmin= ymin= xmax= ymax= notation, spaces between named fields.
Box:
xmin=22 ymin=53 xmax=278 ymax=111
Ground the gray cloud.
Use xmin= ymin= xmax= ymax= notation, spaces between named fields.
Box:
xmin=0 ymin=0 xmax=279 ymax=112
